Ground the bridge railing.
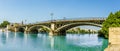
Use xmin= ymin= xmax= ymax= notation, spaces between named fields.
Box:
xmin=25 ymin=17 xmax=107 ymax=25
xmin=39 ymin=17 xmax=106 ymax=22
xmin=56 ymin=17 xmax=106 ymax=21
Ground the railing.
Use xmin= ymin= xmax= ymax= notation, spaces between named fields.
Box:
xmin=55 ymin=17 xmax=106 ymax=21
xmin=39 ymin=17 xmax=106 ymax=22
xmin=25 ymin=17 xmax=107 ymax=25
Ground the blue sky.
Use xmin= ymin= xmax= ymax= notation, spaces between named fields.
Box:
xmin=0 ymin=0 xmax=120 ymax=23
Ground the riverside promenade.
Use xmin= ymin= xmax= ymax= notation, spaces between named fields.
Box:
xmin=105 ymin=27 xmax=120 ymax=51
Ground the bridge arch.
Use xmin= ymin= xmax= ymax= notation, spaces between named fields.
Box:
xmin=15 ymin=27 xmax=26 ymax=32
xmin=27 ymin=25 xmax=51 ymax=33
xmin=18 ymin=27 xmax=25 ymax=32
xmin=55 ymin=22 xmax=102 ymax=32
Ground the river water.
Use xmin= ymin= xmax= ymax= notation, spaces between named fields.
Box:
xmin=0 ymin=32 xmax=108 ymax=51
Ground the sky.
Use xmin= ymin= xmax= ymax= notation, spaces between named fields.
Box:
xmin=0 ymin=0 xmax=120 ymax=24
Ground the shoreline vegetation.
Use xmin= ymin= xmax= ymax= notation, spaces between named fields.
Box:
xmin=98 ymin=10 xmax=120 ymax=39
xmin=66 ymin=27 xmax=97 ymax=34
xmin=0 ymin=21 xmax=10 ymax=28
xmin=0 ymin=21 xmax=10 ymax=32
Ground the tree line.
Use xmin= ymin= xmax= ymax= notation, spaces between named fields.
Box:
xmin=98 ymin=10 xmax=120 ymax=38
xmin=0 ymin=21 xmax=10 ymax=28
xmin=67 ymin=27 xmax=97 ymax=34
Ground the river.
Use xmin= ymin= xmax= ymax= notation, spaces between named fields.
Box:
xmin=0 ymin=31 xmax=108 ymax=51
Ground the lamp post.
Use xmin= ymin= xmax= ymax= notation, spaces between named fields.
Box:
xmin=50 ymin=13 xmax=54 ymax=35
xmin=64 ymin=17 xmax=66 ymax=20
xmin=50 ymin=13 xmax=54 ymax=22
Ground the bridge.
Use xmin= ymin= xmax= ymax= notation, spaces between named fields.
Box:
xmin=7 ymin=17 xmax=106 ymax=36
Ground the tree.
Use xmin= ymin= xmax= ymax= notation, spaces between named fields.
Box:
xmin=99 ymin=11 xmax=120 ymax=38
xmin=0 ymin=21 xmax=10 ymax=28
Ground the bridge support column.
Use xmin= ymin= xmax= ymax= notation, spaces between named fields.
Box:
xmin=24 ymin=26 xmax=29 ymax=34
xmin=14 ymin=27 xmax=18 ymax=32
xmin=51 ymin=23 xmax=56 ymax=31
xmin=49 ymin=23 xmax=56 ymax=35
xmin=49 ymin=23 xmax=66 ymax=36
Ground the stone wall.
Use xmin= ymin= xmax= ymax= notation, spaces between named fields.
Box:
xmin=105 ymin=27 xmax=120 ymax=51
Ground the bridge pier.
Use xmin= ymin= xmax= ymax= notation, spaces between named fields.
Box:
xmin=15 ymin=27 xmax=19 ymax=32
xmin=24 ymin=30 xmax=29 ymax=34
xmin=50 ymin=23 xmax=66 ymax=36
xmin=24 ymin=26 xmax=29 ymax=34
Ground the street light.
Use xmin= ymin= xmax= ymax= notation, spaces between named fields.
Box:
xmin=63 ymin=17 xmax=66 ymax=20
xmin=50 ymin=13 xmax=54 ymax=22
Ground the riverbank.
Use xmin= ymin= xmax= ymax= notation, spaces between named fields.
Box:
xmin=0 ymin=28 xmax=5 ymax=32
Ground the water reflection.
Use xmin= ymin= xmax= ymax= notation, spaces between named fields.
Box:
xmin=66 ymin=34 xmax=102 ymax=47
xmin=0 ymin=32 xmax=108 ymax=51
xmin=49 ymin=36 xmax=54 ymax=49
xmin=24 ymin=33 xmax=28 ymax=44
xmin=0 ymin=32 xmax=6 ymax=45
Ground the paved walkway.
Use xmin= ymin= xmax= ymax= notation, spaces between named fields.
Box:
xmin=105 ymin=44 xmax=120 ymax=51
